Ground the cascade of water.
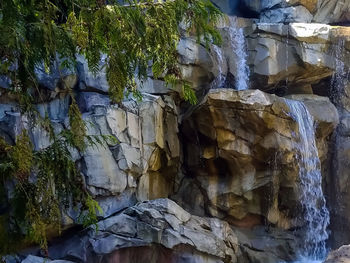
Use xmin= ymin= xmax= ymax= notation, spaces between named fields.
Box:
xmin=211 ymin=44 xmax=226 ymax=88
xmin=228 ymin=17 xmax=250 ymax=90
xmin=285 ymin=100 xmax=330 ymax=261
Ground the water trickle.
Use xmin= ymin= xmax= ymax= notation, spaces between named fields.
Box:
xmin=211 ymin=44 xmax=226 ymax=88
xmin=228 ymin=17 xmax=250 ymax=90
xmin=286 ymin=100 xmax=330 ymax=261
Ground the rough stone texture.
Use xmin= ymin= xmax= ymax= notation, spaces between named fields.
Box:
xmin=246 ymin=23 xmax=350 ymax=93
xmin=77 ymin=94 xmax=180 ymax=208
xmin=233 ymin=226 xmax=298 ymax=263
xmin=22 ymin=255 xmax=74 ymax=263
xmin=260 ymin=6 xmax=313 ymax=23
xmin=182 ymin=21 xmax=350 ymax=95
xmin=314 ymin=0 xmax=350 ymax=24
xmin=35 ymin=61 xmax=77 ymax=91
xmin=240 ymin=0 xmax=350 ymax=23
xmin=47 ymin=199 xmax=240 ymax=263
xmin=76 ymin=54 xmax=109 ymax=93
xmin=324 ymin=245 xmax=350 ymax=263
xmin=1 ymin=11 xmax=349 ymax=263
xmin=328 ymin=84 xmax=350 ymax=248
xmin=77 ymin=92 xmax=110 ymax=113
xmin=177 ymin=89 xmax=338 ymax=230
xmin=0 ymin=93 xmax=180 ymax=223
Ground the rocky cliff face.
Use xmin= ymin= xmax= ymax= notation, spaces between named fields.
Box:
xmin=2 ymin=1 xmax=350 ymax=263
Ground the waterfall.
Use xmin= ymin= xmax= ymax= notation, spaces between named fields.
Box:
xmin=286 ymin=100 xmax=330 ymax=261
xmin=211 ymin=44 xmax=226 ymax=88
xmin=228 ymin=17 xmax=250 ymax=90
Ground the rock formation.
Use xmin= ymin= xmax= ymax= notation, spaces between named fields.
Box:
xmin=2 ymin=0 xmax=350 ymax=262
xmin=324 ymin=245 xmax=350 ymax=263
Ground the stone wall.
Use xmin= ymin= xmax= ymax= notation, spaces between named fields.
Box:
xmin=1 ymin=4 xmax=350 ymax=262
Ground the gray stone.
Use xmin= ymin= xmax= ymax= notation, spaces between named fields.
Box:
xmin=0 ymin=103 xmax=16 ymax=120
xmin=136 ymin=78 xmax=171 ymax=94
xmin=77 ymin=92 xmax=110 ymax=112
xmin=83 ymin=142 xmax=127 ymax=196
xmin=177 ymin=38 xmax=212 ymax=69
xmin=48 ymin=199 xmax=239 ymax=263
xmin=76 ymin=54 xmax=109 ymax=92
xmin=314 ymin=0 xmax=350 ymax=24
xmin=35 ymin=61 xmax=77 ymax=91
xmin=260 ymin=6 xmax=313 ymax=23
xmin=324 ymin=245 xmax=350 ymax=263
xmin=36 ymin=96 xmax=70 ymax=120
xmin=96 ymin=189 xmax=137 ymax=218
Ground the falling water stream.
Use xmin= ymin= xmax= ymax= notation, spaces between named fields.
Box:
xmin=286 ymin=100 xmax=330 ymax=263
xmin=228 ymin=17 xmax=250 ymax=90
xmin=211 ymin=17 xmax=250 ymax=90
xmin=211 ymin=16 xmax=333 ymax=263
xmin=211 ymin=44 xmax=226 ymax=88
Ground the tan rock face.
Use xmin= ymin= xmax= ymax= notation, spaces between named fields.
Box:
xmin=177 ymin=89 xmax=338 ymax=229
xmin=324 ymin=245 xmax=350 ymax=263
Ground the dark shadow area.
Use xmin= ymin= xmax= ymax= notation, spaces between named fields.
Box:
xmin=211 ymin=0 xmax=260 ymax=18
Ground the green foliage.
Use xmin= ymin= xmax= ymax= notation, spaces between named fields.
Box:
xmin=182 ymin=81 xmax=198 ymax=105
xmin=0 ymin=130 xmax=33 ymax=180
xmin=0 ymin=129 xmax=105 ymax=255
xmin=11 ymin=131 xmax=33 ymax=180
xmin=78 ymin=195 xmax=103 ymax=229
xmin=0 ymin=0 xmax=222 ymax=104
xmin=0 ymin=0 xmax=222 ymax=256
xmin=68 ymin=100 xmax=87 ymax=150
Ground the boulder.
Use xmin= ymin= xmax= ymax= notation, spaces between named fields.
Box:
xmin=324 ymin=245 xmax=350 ymax=263
xmin=260 ymin=6 xmax=313 ymax=23
xmin=234 ymin=226 xmax=298 ymax=263
xmin=48 ymin=199 xmax=240 ymax=263
xmin=178 ymin=89 xmax=338 ymax=229
xmin=245 ymin=22 xmax=350 ymax=92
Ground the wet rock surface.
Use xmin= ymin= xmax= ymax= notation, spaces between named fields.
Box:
xmin=177 ymin=89 xmax=338 ymax=230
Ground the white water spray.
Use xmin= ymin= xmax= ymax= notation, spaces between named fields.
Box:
xmin=286 ymin=100 xmax=330 ymax=261
xmin=228 ymin=17 xmax=250 ymax=90
xmin=211 ymin=44 xmax=226 ymax=88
